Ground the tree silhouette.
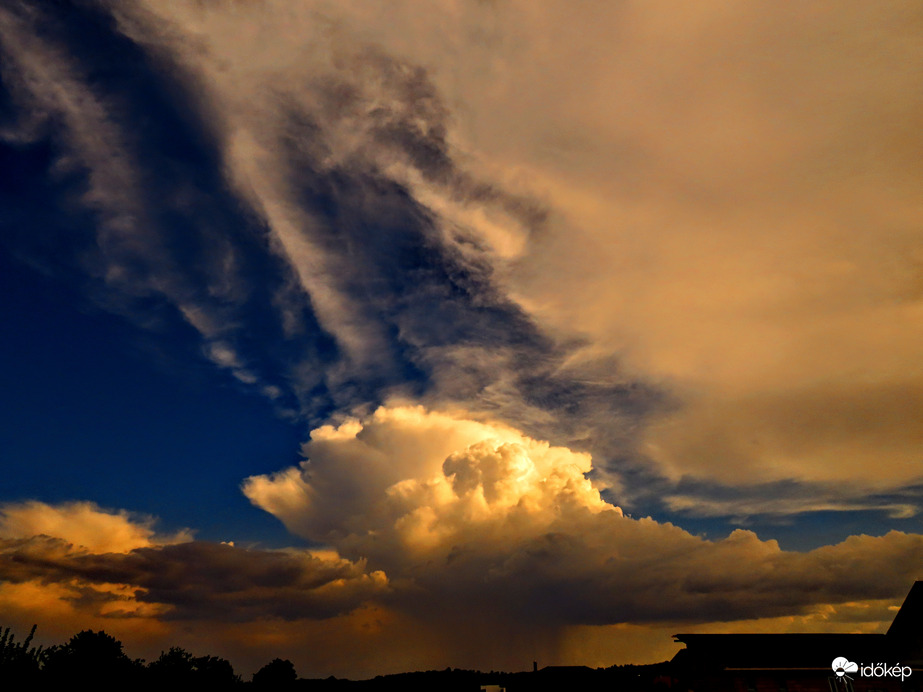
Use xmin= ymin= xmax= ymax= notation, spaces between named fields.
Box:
xmin=0 ymin=625 xmax=45 ymax=686
xmin=253 ymin=657 xmax=297 ymax=688
xmin=190 ymin=654 xmax=240 ymax=688
xmin=148 ymin=646 xmax=241 ymax=689
xmin=43 ymin=629 xmax=142 ymax=689
xmin=148 ymin=646 xmax=196 ymax=684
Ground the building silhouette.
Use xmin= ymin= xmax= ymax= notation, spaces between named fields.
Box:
xmin=671 ymin=581 xmax=923 ymax=692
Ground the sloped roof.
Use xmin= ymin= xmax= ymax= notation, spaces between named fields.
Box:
xmin=887 ymin=581 xmax=923 ymax=639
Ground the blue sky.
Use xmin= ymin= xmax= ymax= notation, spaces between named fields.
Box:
xmin=0 ymin=246 xmax=306 ymax=544
xmin=1 ymin=0 xmax=922 ymax=679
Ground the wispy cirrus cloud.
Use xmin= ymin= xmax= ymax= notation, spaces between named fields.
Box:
xmin=96 ymin=0 xmax=923 ymax=520
xmin=4 ymin=0 xmax=658 ymax=451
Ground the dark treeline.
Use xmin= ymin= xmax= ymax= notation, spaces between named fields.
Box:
xmin=0 ymin=625 xmax=290 ymax=691
xmin=0 ymin=624 xmax=673 ymax=691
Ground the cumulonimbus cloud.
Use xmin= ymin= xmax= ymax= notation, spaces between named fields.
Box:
xmin=0 ymin=420 xmax=920 ymax=677
xmin=5 ymin=416 xmax=918 ymax=637
xmin=244 ymin=406 xmax=923 ymax=626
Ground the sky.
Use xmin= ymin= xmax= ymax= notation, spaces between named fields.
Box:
xmin=1 ymin=0 xmax=922 ymax=679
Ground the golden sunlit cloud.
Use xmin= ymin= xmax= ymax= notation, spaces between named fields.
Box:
xmin=0 ymin=500 xmax=192 ymax=553
xmin=243 ymin=406 xmax=617 ymax=564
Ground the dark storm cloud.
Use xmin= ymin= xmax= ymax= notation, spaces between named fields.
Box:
xmin=389 ymin=521 xmax=923 ymax=627
xmin=665 ymin=478 xmax=923 ymax=523
xmin=5 ymin=519 xmax=922 ymax=630
xmin=0 ymin=536 xmax=385 ymax=621
xmin=510 ymin=529 xmax=923 ymax=625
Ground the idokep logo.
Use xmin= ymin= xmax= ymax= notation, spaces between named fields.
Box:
xmin=831 ymin=657 xmax=858 ymax=681
xmin=832 ymin=657 xmax=913 ymax=683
